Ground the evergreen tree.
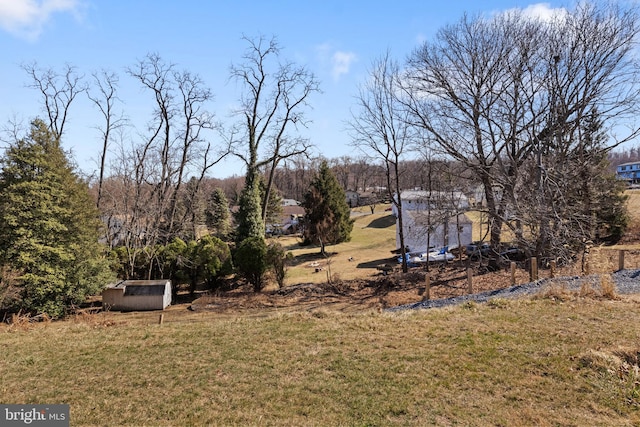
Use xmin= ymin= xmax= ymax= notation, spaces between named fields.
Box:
xmin=234 ymin=171 xmax=265 ymax=243
xmin=234 ymin=236 xmax=268 ymax=292
xmin=515 ymin=109 xmax=630 ymax=261
xmin=576 ymin=111 xmax=629 ymax=243
xmin=206 ymin=188 xmax=231 ymax=240
xmin=181 ymin=235 xmax=233 ymax=295
xmin=302 ymin=161 xmax=354 ymax=255
xmin=0 ymin=119 xmax=114 ymax=318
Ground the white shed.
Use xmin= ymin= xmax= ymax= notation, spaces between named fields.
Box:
xmin=102 ymin=280 xmax=172 ymax=311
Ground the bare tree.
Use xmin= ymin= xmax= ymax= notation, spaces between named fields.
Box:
xmin=228 ymin=35 xmax=320 ymax=237
xmin=405 ymin=3 xmax=640 ymax=263
xmin=88 ymin=69 xmax=127 ymax=209
xmin=349 ymin=52 xmax=415 ymax=272
xmin=22 ymin=62 xmax=87 ymax=140
xmin=94 ymin=55 xmax=225 ymax=279
xmin=124 ymin=54 xmax=224 ymax=245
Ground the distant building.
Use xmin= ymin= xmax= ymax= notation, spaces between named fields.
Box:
xmin=345 ymin=189 xmax=387 ymax=207
xmin=265 ymin=199 xmax=305 ymax=235
xmin=345 ymin=190 xmax=360 ymax=207
xmin=392 ymin=190 xmax=472 ymax=252
xmin=102 ymin=280 xmax=172 ymax=311
xmin=281 ymin=205 xmax=305 ymax=234
xmin=398 ymin=190 xmax=470 ymax=211
xmin=616 ymin=161 xmax=640 ymax=184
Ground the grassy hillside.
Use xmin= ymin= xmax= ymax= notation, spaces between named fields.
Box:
xmin=3 ymin=194 xmax=640 ymax=425
xmin=274 ymin=206 xmax=397 ymax=285
xmin=2 ymin=296 xmax=640 ymax=426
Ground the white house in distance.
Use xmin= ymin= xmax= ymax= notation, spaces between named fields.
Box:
xmin=392 ymin=190 xmax=473 ymax=253
xmin=102 ymin=280 xmax=172 ymax=311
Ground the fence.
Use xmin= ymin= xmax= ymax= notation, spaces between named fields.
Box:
xmin=423 ymin=248 xmax=640 ymax=299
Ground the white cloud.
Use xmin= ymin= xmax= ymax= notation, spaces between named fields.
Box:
xmin=0 ymin=0 xmax=83 ymax=41
xmin=316 ymin=43 xmax=357 ymax=81
xmin=503 ymin=3 xmax=567 ymax=22
xmin=331 ymin=51 xmax=357 ymax=81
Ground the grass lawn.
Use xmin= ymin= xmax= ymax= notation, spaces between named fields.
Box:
xmin=274 ymin=206 xmax=397 ymax=285
xmin=3 ymin=195 xmax=640 ymax=425
xmin=2 ymin=296 xmax=640 ymax=426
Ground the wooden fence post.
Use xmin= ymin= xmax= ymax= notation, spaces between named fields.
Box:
xmin=530 ymin=257 xmax=538 ymax=281
xmin=467 ymin=268 xmax=473 ymax=294
xmin=158 ymin=314 xmax=164 ymax=325
xmin=510 ymin=262 xmax=516 ymax=286
xmin=550 ymin=260 xmax=556 ymax=279
xmin=619 ymin=250 xmax=625 ymax=271
xmin=424 ymin=273 xmax=431 ymax=301
xmin=585 ymin=256 xmax=590 ymax=275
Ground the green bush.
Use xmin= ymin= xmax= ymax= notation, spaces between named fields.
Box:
xmin=234 ymin=237 xmax=268 ymax=292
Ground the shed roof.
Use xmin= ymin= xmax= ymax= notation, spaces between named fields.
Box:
xmin=124 ymin=284 xmax=167 ymax=296
xmin=106 ymin=280 xmax=170 ymax=296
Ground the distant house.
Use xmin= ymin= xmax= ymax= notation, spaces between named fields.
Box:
xmin=264 ymin=199 xmax=305 ymax=235
xmin=616 ymin=162 xmax=640 ymax=184
xmin=281 ymin=204 xmax=305 ymax=234
xmin=358 ymin=191 xmax=380 ymax=206
xmin=392 ymin=190 xmax=472 ymax=252
xmin=281 ymin=199 xmax=300 ymax=207
xmin=102 ymin=280 xmax=172 ymax=311
xmin=345 ymin=190 xmax=360 ymax=207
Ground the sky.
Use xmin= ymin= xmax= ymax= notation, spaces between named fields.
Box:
xmin=0 ymin=0 xmax=573 ymax=179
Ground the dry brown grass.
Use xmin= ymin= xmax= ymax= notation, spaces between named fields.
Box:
xmin=533 ymin=274 xmax=619 ymax=303
xmin=3 ymin=298 xmax=640 ymax=425
xmin=4 ymin=195 xmax=640 ymax=425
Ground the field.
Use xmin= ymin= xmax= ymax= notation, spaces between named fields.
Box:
xmin=3 ymin=296 xmax=640 ymax=425
xmin=277 ymin=205 xmax=398 ymax=285
xmin=3 ymin=194 xmax=640 ymax=425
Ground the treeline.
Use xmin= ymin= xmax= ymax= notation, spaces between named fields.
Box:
xmin=195 ymin=157 xmax=471 ymax=207
xmin=609 ymin=145 xmax=640 ymax=168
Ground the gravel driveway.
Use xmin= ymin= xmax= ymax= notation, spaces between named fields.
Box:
xmin=387 ymin=269 xmax=640 ymax=312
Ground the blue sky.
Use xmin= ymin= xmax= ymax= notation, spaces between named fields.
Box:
xmin=0 ymin=0 xmax=569 ymax=179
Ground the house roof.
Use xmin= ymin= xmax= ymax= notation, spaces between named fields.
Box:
xmin=400 ymin=190 xmax=468 ymax=202
xmin=283 ymin=205 xmax=305 ymax=216
xmin=107 ymin=280 xmax=170 ymax=296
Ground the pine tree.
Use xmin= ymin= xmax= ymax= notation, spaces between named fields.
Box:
xmin=234 ymin=171 xmax=265 ymax=243
xmin=577 ymin=110 xmax=629 ymax=242
xmin=302 ymin=161 xmax=354 ymax=255
xmin=206 ymin=188 xmax=231 ymax=240
xmin=0 ymin=119 xmax=114 ymax=318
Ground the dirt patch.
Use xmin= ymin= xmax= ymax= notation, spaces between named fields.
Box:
xmin=189 ymin=261 xmax=540 ymax=315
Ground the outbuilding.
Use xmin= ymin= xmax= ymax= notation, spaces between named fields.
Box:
xmin=102 ymin=280 xmax=172 ymax=311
